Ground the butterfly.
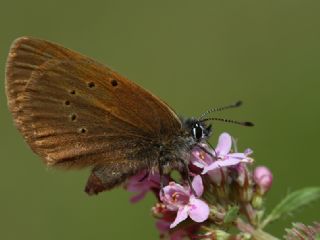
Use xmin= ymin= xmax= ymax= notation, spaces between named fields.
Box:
xmin=5 ymin=37 xmax=253 ymax=195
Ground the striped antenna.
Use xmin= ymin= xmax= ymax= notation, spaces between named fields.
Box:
xmin=200 ymin=117 xmax=254 ymax=127
xmin=198 ymin=100 xmax=243 ymax=120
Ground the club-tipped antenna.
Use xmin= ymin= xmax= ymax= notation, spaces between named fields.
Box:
xmin=198 ymin=100 xmax=243 ymax=120
xmin=200 ymin=117 xmax=254 ymax=127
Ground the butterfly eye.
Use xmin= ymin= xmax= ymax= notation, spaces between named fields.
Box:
xmin=192 ymin=123 xmax=203 ymax=140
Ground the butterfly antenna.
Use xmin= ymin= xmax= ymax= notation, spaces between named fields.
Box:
xmin=200 ymin=117 xmax=254 ymax=127
xmin=199 ymin=100 xmax=243 ymax=120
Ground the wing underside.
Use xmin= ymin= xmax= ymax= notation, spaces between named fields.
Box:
xmin=5 ymin=37 xmax=181 ymax=169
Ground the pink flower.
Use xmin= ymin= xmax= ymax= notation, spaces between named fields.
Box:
xmin=126 ymin=170 xmax=168 ymax=203
xmin=191 ymin=132 xmax=253 ymax=174
xmin=160 ymin=175 xmax=209 ymax=228
xmin=253 ymin=166 xmax=273 ymax=194
xmin=156 ymin=218 xmax=200 ymax=240
xmin=153 ymin=203 xmax=201 ymax=239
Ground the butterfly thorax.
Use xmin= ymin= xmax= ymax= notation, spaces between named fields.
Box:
xmin=154 ymin=117 xmax=212 ymax=172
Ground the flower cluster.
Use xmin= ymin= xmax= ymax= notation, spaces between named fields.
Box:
xmin=124 ymin=132 xmax=318 ymax=240
xmin=284 ymin=222 xmax=320 ymax=240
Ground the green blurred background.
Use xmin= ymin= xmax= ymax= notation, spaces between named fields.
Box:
xmin=1 ymin=0 xmax=319 ymax=239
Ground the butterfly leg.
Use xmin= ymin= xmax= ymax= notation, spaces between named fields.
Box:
xmin=206 ymin=142 xmax=219 ymax=159
xmin=158 ymin=157 xmax=165 ymax=196
xmin=138 ymin=171 xmax=149 ymax=182
xmin=197 ymin=144 xmax=216 ymax=159
xmin=179 ymin=159 xmax=197 ymax=197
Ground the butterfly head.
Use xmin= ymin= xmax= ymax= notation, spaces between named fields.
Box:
xmin=182 ymin=101 xmax=254 ymax=143
xmin=192 ymin=121 xmax=212 ymax=141
xmin=182 ymin=118 xmax=212 ymax=142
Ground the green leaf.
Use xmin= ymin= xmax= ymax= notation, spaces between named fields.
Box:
xmin=261 ymin=187 xmax=320 ymax=228
xmin=224 ymin=205 xmax=239 ymax=224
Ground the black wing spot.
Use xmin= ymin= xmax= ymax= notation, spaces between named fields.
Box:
xmin=79 ymin=128 xmax=87 ymax=134
xmin=70 ymin=90 xmax=76 ymax=95
xmin=111 ymin=79 xmax=118 ymax=87
xmin=70 ymin=114 xmax=77 ymax=121
xmin=88 ymin=82 xmax=95 ymax=88
xmin=64 ymin=100 xmax=70 ymax=106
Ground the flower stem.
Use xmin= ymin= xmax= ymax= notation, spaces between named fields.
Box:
xmin=243 ymin=203 xmax=257 ymax=225
xmin=234 ymin=218 xmax=280 ymax=240
xmin=235 ymin=218 xmax=255 ymax=234
xmin=251 ymin=229 xmax=280 ymax=240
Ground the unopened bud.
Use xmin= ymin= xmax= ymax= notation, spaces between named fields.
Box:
xmin=212 ymin=230 xmax=231 ymax=240
xmin=208 ymin=168 xmax=229 ymax=187
xmin=234 ymin=163 xmax=253 ymax=202
xmin=252 ymin=195 xmax=264 ymax=209
xmin=253 ymin=166 xmax=273 ymax=195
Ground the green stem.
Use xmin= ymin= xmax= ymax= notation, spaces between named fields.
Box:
xmin=260 ymin=215 xmax=272 ymax=229
xmin=235 ymin=218 xmax=280 ymax=240
xmin=251 ymin=229 xmax=280 ymax=240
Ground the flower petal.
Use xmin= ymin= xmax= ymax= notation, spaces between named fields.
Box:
xmin=191 ymin=175 xmax=204 ymax=197
xmin=130 ymin=191 xmax=147 ymax=203
xmin=170 ymin=206 xmax=189 ymax=228
xmin=228 ymin=153 xmax=254 ymax=163
xmin=126 ymin=170 xmax=148 ymax=192
xmin=215 ymin=132 xmax=232 ymax=155
xmin=162 ymin=182 xmax=186 ymax=201
xmin=202 ymin=157 xmax=241 ymax=173
xmin=171 ymin=230 xmax=187 ymax=240
xmin=191 ymin=157 xmax=207 ymax=169
xmin=244 ymin=148 xmax=253 ymax=156
xmin=191 ymin=147 xmax=213 ymax=169
xmin=227 ymin=153 xmax=246 ymax=159
xmin=155 ymin=219 xmax=170 ymax=233
xmin=188 ymin=198 xmax=210 ymax=223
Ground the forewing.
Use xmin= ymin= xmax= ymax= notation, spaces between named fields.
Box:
xmin=5 ymin=37 xmax=181 ymax=168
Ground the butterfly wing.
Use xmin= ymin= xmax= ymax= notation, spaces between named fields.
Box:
xmin=5 ymin=37 xmax=181 ymax=171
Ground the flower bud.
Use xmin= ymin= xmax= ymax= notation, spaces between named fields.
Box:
xmin=253 ymin=166 xmax=273 ymax=195
xmin=208 ymin=168 xmax=228 ymax=187
xmin=211 ymin=230 xmax=231 ymax=240
xmin=252 ymin=195 xmax=264 ymax=209
xmin=233 ymin=163 xmax=253 ymax=202
xmin=152 ymin=203 xmax=167 ymax=218
xmin=284 ymin=222 xmax=320 ymax=240
xmin=235 ymin=163 xmax=250 ymax=188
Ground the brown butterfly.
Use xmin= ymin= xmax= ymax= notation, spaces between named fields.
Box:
xmin=5 ymin=37 xmax=253 ymax=195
